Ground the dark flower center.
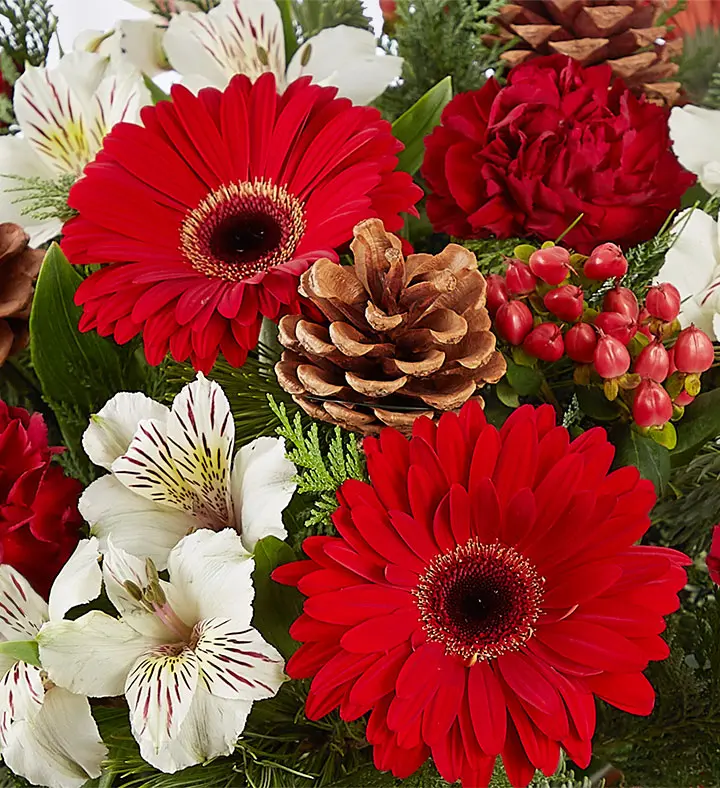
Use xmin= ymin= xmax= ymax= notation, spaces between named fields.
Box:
xmin=415 ymin=539 xmax=544 ymax=664
xmin=180 ymin=180 xmax=306 ymax=282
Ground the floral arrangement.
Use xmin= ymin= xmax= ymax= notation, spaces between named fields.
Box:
xmin=1 ymin=1 xmax=720 ymax=787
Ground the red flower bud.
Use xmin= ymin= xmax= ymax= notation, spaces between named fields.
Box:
xmin=584 ymin=243 xmax=628 ymax=281
xmin=528 ymin=247 xmax=571 ymax=285
xmin=603 ymin=285 xmax=639 ymax=321
xmin=594 ymin=311 xmax=636 ymax=345
xmin=673 ymin=326 xmax=714 ymax=373
xmin=646 ymin=283 xmax=681 ymax=323
xmin=632 ymin=379 xmax=673 ymax=427
xmin=522 ymin=323 xmax=565 ymax=362
xmin=505 ymin=261 xmax=537 ymax=296
xmin=593 ymin=335 xmax=631 ymax=378
xmin=486 ymin=274 xmax=509 ymax=315
xmin=543 ymin=285 xmax=584 ymax=322
xmin=495 ymin=301 xmax=533 ymax=345
xmin=564 ymin=322 xmax=597 ymax=364
xmin=675 ymin=390 xmax=695 ymax=407
xmin=634 ymin=341 xmax=670 ymax=382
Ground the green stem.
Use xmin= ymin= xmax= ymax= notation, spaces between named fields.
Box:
xmin=539 ymin=377 xmax=561 ymax=413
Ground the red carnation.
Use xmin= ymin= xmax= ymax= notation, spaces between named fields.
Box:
xmin=275 ymin=403 xmax=688 ymax=786
xmin=422 ymin=55 xmax=695 ymax=254
xmin=62 ymin=74 xmax=421 ymax=372
xmin=0 ymin=401 xmax=82 ymax=598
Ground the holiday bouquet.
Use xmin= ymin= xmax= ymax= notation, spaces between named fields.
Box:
xmin=1 ymin=0 xmax=720 ymax=787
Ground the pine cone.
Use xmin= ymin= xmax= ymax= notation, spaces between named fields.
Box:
xmin=487 ymin=0 xmax=682 ymax=106
xmin=0 ymin=224 xmax=44 ymax=365
xmin=275 ymin=219 xmax=506 ymax=435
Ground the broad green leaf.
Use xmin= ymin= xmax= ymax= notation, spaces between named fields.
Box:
xmin=612 ymin=426 xmax=671 ymax=495
xmin=575 ymin=385 xmax=620 ymax=422
xmin=29 ymin=244 xmax=144 ymax=481
xmin=142 ymin=74 xmax=170 ymax=105
xmin=496 ymin=379 xmax=520 ymax=409
xmin=505 ymin=359 xmax=542 ymax=397
xmin=672 ymin=388 xmax=720 ymax=466
xmin=0 ymin=639 xmax=40 ymax=667
xmin=252 ymin=536 xmax=302 ymax=659
xmin=392 ymin=76 xmax=452 ymax=175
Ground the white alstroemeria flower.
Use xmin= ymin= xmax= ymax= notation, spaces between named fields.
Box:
xmin=0 ymin=51 xmax=150 ymax=245
xmin=670 ymin=105 xmax=720 ymax=195
xmin=75 ymin=22 xmax=169 ymax=78
xmin=79 ymin=373 xmax=296 ymax=568
xmin=163 ymin=0 xmax=402 ymax=104
xmin=38 ymin=530 xmax=285 ymax=774
xmin=657 ymin=208 xmax=720 ymax=340
xmin=0 ymin=555 xmax=106 ymax=788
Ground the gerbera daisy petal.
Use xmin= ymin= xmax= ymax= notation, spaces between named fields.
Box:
xmin=277 ymin=403 xmax=687 ymax=786
xmin=62 ymin=75 xmax=419 ymax=369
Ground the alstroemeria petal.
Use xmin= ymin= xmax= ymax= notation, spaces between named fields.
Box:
xmin=0 ymin=662 xmax=44 ymax=748
xmin=112 ymin=374 xmax=234 ymax=529
xmin=0 ymin=565 xmax=48 ymax=641
xmin=164 ymin=0 xmax=286 ymax=90
xmin=2 ymin=686 xmax=106 ymax=788
xmin=48 ymin=538 xmax=102 ymax=623
xmin=231 ymin=436 xmax=295 ymax=552
xmin=658 ymin=208 xmax=720 ymax=333
xmin=165 ymin=529 xmax=253 ymax=625
xmin=194 ymin=618 xmax=285 ymax=701
xmin=83 ymin=392 xmax=170 ymax=470
xmin=287 ymin=26 xmax=402 ymax=105
xmin=670 ymin=105 xmax=720 ymax=193
xmin=13 ymin=53 xmax=107 ymax=176
xmin=89 ymin=62 xmax=150 ymax=150
xmin=38 ymin=612 xmax=161 ymax=697
xmin=125 ymin=648 xmax=199 ymax=754
xmin=102 ymin=541 xmax=174 ymax=640
xmin=80 ymin=475 xmax=196 ymax=570
xmin=0 ymin=135 xmax=61 ymax=245
xmin=138 ymin=686 xmax=251 ymax=773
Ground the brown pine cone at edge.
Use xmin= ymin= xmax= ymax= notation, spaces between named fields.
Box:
xmin=0 ymin=224 xmax=44 ymax=365
xmin=275 ymin=219 xmax=507 ymax=436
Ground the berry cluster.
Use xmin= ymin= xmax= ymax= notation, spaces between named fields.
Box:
xmin=487 ymin=242 xmax=716 ymax=445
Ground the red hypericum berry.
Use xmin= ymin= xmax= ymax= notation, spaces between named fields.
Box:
xmin=528 ymin=247 xmax=571 ymax=285
xmin=667 ymin=346 xmax=677 ymax=376
xmin=594 ymin=311 xmax=636 ymax=345
xmin=634 ymin=341 xmax=671 ymax=382
xmin=603 ymin=285 xmax=639 ymax=320
xmin=565 ymin=322 xmax=597 ymax=363
xmin=675 ymin=390 xmax=695 ymax=407
xmin=646 ymin=283 xmax=681 ymax=323
xmin=505 ymin=261 xmax=537 ymax=296
xmin=633 ymin=379 xmax=673 ymax=427
xmin=594 ymin=334 xmax=631 ymax=378
xmin=495 ymin=301 xmax=534 ymax=345
xmin=584 ymin=243 xmax=628 ymax=281
xmin=674 ymin=326 xmax=715 ymax=373
xmin=544 ymin=285 xmax=584 ymax=322
xmin=522 ymin=322 xmax=565 ymax=362
xmin=486 ymin=274 xmax=509 ymax=315
xmin=637 ymin=307 xmax=653 ymax=339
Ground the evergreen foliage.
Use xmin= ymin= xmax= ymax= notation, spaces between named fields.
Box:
xmin=269 ymin=397 xmax=366 ymax=532
xmin=291 ymin=0 xmax=371 ymax=41
xmin=375 ymin=0 xmax=508 ymax=121
xmin=3 ymin=173 xmax=77 ymax=222
xmin=677 ymin=23 xmax=720 ymax=106
xmin=0 ymin=0 xmax=55 ymax=67
xmin=147 ymin=0 xmax=219 ymax=19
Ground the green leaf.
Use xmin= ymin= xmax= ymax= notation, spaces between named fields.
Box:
xmin=672 ymin=388 xmax=720 ymax=466
xmin=142 ymin=74 xmax=169 ymax=104
xmin=29 ymin=244 xmax=144 ymax=481
xmin=0 ymin=639 xmax=40 ymax=667
xmin=575 ymin=385 xmax=620 ymax=422
xmin=276 ymin=0 xmax=299 ymax=62
xmin=612 ymin=427 xmax=671 ymax=495
xmin=505 ymin=359 xmax=542 ymax=397
xmin=252 ymin=536 xmax=302 ymax=659
xmin=496 ymin=379 xmax=520 ymax=408
xmin=392 ymin=76 xmax=452 ymax=175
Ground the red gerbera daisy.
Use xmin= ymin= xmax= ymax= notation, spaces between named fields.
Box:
xmin=61 ymin=74 xmax=421 ymax=372
xmin=274 ymin=403 xmax=689 ymax=786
